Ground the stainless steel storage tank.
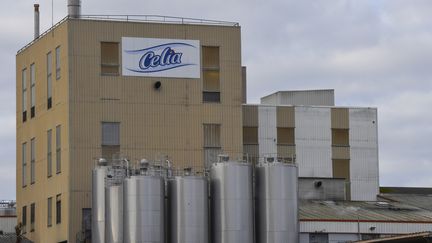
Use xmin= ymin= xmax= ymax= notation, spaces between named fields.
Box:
xmin=105 ymin=185 xmax=123 ymax=243
xmin=256 ymin=160 xmax=298 ymax=243
xmin=123 ymin=175 xmax=165 ymax=243
xmin=168 ymin=175 xmax=208 ymax=243
xmin=92 ymin=165 xmax=107 ymax=243
xmin=211 ymin=160 xmax=254 ymax=243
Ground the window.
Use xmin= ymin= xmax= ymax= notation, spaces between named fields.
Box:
xmin=101 ymin=42 xmax=119 ymax=75
xmin=22 ymin=68 xmax=27 ymax=122
xmin=332 ymin=129 xmax=349 ymax=147
xmin=22 ymin=206 xmax=27 ymax=233
xmin=204 ymin=124 xmax=221 ymax=167
xmin=30 ymin=203 xmax=35 ymax=232
xmin=47 ymin=197 xmax=52 ymax=227
xmin=56 ymin=125 xmax=61 ymax=174
xmin=56 ymin=194 xmax=61 ymax=224
xmin=243 ymin=127 xmax=258 ymax=145
xmin=102 ymin=122 xmax=120 ymax=159
xmin=30 ymin=138 xmax=35 ymax=184
xmin=30 ymin=63 xmax=36 ymax=118
xmin=47 ymin=52 xmax=52 ymax=109
xmin=22 ymin=142 xmax=27 ymax=187
xmin=202 ymin=46 xmax=220 ymax=103
xmin=55 ymin=46 xmax=61 ymax=80
xmin=47 ymin=129 xmax=52 ymax=177
xmin=277 ymin=127 xmax=295 ymax=145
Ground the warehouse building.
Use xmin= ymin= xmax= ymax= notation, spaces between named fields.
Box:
xmin=15 ymin=2 xmax=431 ymax=243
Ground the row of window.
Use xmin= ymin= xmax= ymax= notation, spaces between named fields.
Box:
xmin=100 ymin=43 xmax=221 ymax=103
xmin=242 ymin=127 xmax=350 ymax=146
xmin=100 ymin=122 xmax=221 ymax=168
xmin=21 ymin=194 xmax=61 ymax=234
xmin=22 ymin=125 xmax=61 ymax=187
xmin=22 ymin=46 xmax=61 ymax=122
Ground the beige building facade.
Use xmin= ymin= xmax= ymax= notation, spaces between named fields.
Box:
xmin=16 ymin=17 xmax=243 ymax=243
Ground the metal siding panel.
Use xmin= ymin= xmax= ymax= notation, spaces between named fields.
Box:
xmin=258 ymin=106 xmax=277 ymax=157
xmin=0 ymin=217 xmax=17 ymax=233
xmin=295 ymin=107 xmax=332 ymax=177
xmin=301 ymin=221 xmax=432 ymax=235
xmin=329 ymin=233 xmax=359 ymax=242
xmin=349 ymin=108 xmax=379 ymax=201
xmin=300 ymin=233 xmax=310 ymax=243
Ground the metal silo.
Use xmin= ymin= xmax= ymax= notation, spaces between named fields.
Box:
xmin=92 ymin=164 xmax=107 ymax=243
xmin=105 ymin=185 xmax=123 ymax=243
xmin=123 ymin=175 xmax=165 ymax=243
xmin=211 ymin=159 xmax=254 ymax=243
xmin=168 ymin=173 xmax=209 ymax=243
xmin=255 ymin=159 xmax=298 ymax=243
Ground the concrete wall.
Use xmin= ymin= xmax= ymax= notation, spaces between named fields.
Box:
xmin=16 ymin=20 xmax=70 ymax=243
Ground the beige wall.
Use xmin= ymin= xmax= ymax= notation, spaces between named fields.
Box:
xmin=16 ymin=21 xmax=70 ymax=243
xmin=67 ymin=19 xmax=243 ymax=241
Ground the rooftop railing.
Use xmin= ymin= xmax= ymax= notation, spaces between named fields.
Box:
xmin=17 ymin=15 xmax=239 ymax=54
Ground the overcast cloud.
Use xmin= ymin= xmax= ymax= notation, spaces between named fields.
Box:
xmin=1 ymin=0 xmax=431 ymax=199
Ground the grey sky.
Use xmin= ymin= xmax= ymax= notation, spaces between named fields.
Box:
xmin=1 ymin=0 xmax=431 ymax=199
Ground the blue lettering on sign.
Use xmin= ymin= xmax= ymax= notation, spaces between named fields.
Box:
xmin=125 ymin=43 xmax=197 ymax=73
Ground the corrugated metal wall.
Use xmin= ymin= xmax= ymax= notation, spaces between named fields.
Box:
xmin=261 ymin=90 xmax=335 ymax=106
xmin=301 ymin=221 xmax=432 ymax=234
xmin=295 ymin=107 xmax=332 ymax=177
xmin=349 ymin=108 xmax=379 ymax=201
xmin=258 ymin=106 xmax=277 ymax=157
xmin=0 ymin=217 xmax=17 ymax=233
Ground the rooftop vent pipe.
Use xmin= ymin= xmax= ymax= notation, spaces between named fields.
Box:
xmin=34 ymin=4 xmax=40 ymax=39
xmin=67 ymin=0 xmax=81 ymax=18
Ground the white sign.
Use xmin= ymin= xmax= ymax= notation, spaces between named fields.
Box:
xmin=122 ymin=37 xmax=201 ymax=78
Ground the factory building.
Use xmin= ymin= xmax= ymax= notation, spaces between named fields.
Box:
xmin=243 ymin=90 xmax=379 ymax=201
xmin=15 ymin=2 xmax=431 ymax=243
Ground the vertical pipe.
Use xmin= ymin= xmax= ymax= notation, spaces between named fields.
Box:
xmin=34 ymin=4 xmax=40 ymax=39
xmin=67 ymin=0 xmax=81 ymax=18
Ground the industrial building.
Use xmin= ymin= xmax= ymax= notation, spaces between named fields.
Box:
xmin=15 ymin=2 xmax=432 ymax=243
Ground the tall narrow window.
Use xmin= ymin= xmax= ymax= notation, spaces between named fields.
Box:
xmin=30 ymin=138 xmax=35 ymax=184
xmin=101 ymin=42 xmax=119 ymax=75
xmin=47 ymin=129 xmax=52 ymax=177
xmin=47 ymin=197 xmax=52 ymax=227
xmin=202 ymin=46 xmax=220 ymax=103
xmin=55 ymin=46 xmax=61 ymax=80
xmin=30 ymin=203 xmax=35 ymax=232
xmin=22 ymin=142 xmax=27 ymax=187
xmin=101 ymin=122 xmax=120 ymax=159
xmin=56 ymin=194 xmax=61 ymax=224
xmin=22 ymin=206 xmax=27 ymax=233
xmin=47 ymin=52 xmax=52 ymax=109
xmin=22 ymin=68 xmax=27 ymax=122
xmin=203 ymin=124 xmax=222 ymax=167
xmin=30 ymin=63 xmax=36 ymax=118
xmin=56 ymin=125 xmax=61 ymax=174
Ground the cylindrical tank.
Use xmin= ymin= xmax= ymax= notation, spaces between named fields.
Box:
xmin=105 ymin=185 xmax=123 ymax=243
xmin=211 ymin=161 xmax=254 ymax=243
xmin=92 ymin=166 xmax=107 ymax=243
xmin=168 ymin=176 xmax=208 ymax=243
xmin=123 ymin=175 xmax=165 ymax=243
xmin=256 ymin=161 xmax=298 ymax=243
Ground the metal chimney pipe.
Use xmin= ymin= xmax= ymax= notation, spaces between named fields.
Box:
xmin=67 ymin=0 xmax=81 ymax=18
xmin=34 ymin=4 xmax=40 ymax=39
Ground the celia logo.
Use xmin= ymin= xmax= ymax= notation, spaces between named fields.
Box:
xmin=139 ymin=47 xmax=182 ymax=70
xmin=124 ymin=42 xmax=197 ymax=73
